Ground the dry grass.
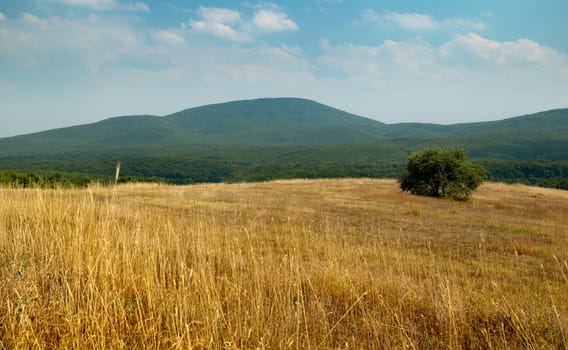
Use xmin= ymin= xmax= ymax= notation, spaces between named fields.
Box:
xmin=0 ymin=179 xmax=567 ymax=349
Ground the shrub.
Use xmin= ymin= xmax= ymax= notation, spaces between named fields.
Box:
xmin=399 ymin=146 xmax=485 ymax=200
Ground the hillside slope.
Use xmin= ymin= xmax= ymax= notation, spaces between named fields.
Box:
xmin=165 ymin=97 xmax=387 ymax=146
xmin=0 ymin=99 xmax=567 ymax=182
xmin=0 ymin=98 xmax=388 ymax=156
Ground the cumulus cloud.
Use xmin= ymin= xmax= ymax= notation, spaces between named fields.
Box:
xmin=0 ymin=11 xmax=5 ymax=21
xmin=363 ymin=10 xmax=486 ymax=31
xmin=21 ymin=13 xmax=42 ymax=24
xmin=320 ymin=33 xmax=568 ymax=79
xmin=440 ymin=33 xmax=568 ymax=69
xmin=152 ymin=30 xmax=185 ymax=45
xmin=189 ymin=6 xmax=252 ymax=42
xmin=252 ymin=10 xmax=299 ymax=32
xmin=196 ymin=6 xmax=241 ymax=24
xmin=316 ymin=33 xmax=568 ymax=122
xmin=189 ymin=5 xmax=299 ymax=40
xmin=319 ymin=38 xmax=437 ymax=79
xmin=0 ymin=12 xmax=147 ymax=71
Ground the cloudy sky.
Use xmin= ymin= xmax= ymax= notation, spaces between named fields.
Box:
xmin=1 ymin=0 xmax=567 ymax=137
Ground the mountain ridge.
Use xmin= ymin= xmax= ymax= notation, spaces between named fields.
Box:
xmin=0 ymin=98 xmax=388 ymax=155
xmin=0 ymin=98 xmax=567 ymax=162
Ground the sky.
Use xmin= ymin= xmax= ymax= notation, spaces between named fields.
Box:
xmin=1 ymin=0 xmax=567 ymax=137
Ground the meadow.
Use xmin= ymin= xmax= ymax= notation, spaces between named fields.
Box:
xmin=0 ymin=179 xmax=567 ymax=349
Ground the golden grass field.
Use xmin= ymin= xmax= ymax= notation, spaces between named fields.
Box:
xmin=1 ymin=179 xmax=567 ymax=349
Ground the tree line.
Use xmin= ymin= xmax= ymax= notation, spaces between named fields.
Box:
xmin=1 ymin=158 xmax=567 ymax=190
xmin=0 ymin=171 xmax=95 ymax=188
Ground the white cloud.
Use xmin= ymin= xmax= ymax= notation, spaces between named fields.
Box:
xmin=0 ymin=11 xmax=5 ymax=21
xmin=253 ymin=10 xmax=299 ymax=32
xmin=190 ymin=20 xmax=250 ymax=42
xmin=440 ymin=33 xmax=568 ymax=69
xmin=0 ymin=13 xmax=147 ymax=71
xmin=197 ymin=6 xmax=241 ymax=24
xmin=316 ymin=34 xmax=568 ymax=122
xmin=318 ymin=38 xmax=436 ymax=80
xmin=189 ymin=6 xmax=252 ymax=42
xmin=52 ymin=0 xmax=149 ymax=12
xmin=320 ymin=33 xmax=568 ymax=79
xmin=152 ymin=30 xmax=185 ymax=45
xmin=374 ymin=11 xmax=437 ymax=30
xmin=189 ymin=5 xmax=299 ymax=40
xmin=363 ymin=10 xmax=486 ymax=31
xmin=21 ymin=13 xmax=42 ymax=24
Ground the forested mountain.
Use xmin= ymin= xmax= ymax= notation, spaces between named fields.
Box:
xmin=0 ymin=98 xmax=387 ymax=156
xmin=1 ymin=98 xmax=567 ymax=188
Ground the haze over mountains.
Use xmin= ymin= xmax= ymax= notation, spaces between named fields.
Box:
xmin=1 ymin=97 xmax=567 ymax=160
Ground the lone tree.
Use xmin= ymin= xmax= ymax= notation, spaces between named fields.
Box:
xmin=399 ymin=146 xmax=485 ymax=200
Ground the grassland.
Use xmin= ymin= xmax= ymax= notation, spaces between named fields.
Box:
xmin=0 ymin=179 xmax=567 ymax=349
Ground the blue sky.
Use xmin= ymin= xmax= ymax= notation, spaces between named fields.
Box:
xmin=1 ymin=0 xmax=567 ymax=137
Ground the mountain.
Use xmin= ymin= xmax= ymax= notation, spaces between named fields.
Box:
xmin=0 ymin=98 xmax=567 ymax=186
xmin=0 ymin=98 xmax=387 ymax=157
xmin=166 ymin=98 xmax=387 ymax=145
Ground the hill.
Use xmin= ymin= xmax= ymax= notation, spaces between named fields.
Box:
xmin=1 ymin=179 xmax=567 ymax=348
xmin=1 ymin=98 xmax=567 ymax=159
xmin=0 ymin=98 xmax=567 ymax=186
xmin=0 ymin=98 xmax=388 ymax=156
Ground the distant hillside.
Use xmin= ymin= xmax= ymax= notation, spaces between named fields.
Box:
xmin=166 ymin=98 xmax=387 ymax=146
xmin=433 ymin=109 xmax=568 ymax=160
xmin=0 ymin=98 xmax=567 ymax=187
xmin=0 ymin=98 xmax=387 ymax=157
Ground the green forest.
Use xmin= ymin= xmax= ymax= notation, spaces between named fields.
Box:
xmin=2 ymin=159 xmax=567 ymax=190
xmin=1 ymin=99 xmax=566 ymax=190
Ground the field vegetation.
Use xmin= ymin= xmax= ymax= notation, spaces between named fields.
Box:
xmin=1 ymin=179 xmax=567 ymax=348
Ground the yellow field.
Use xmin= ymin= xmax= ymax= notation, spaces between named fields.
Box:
xmin=1 ymin=179 xmax=567 ymax=349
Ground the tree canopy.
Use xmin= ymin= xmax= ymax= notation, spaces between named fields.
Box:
xmin=399 ymin=147 xmax=485 ymax=200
